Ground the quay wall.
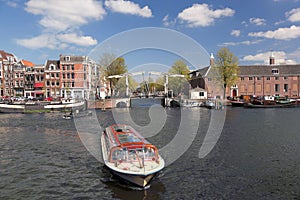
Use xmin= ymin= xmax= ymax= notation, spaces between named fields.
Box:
xmin=87 ymin=98 xmax=131 ymax=109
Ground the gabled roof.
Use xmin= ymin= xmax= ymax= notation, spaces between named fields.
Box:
xmin=59 ymin=55 xmax=86 ymax=63
xmin=21 ymin=59 xmax=34 ymax=67
xmin=189 ymin=66 xmax=210 ymax=78
xmin=45 ymin=60 xmax=60 ymax=70
xmin=0 ymin=50 xmax=17 ymax=62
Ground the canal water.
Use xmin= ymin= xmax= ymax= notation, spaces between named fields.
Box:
xmin=1 ymin=103 xmax=300 ymax=199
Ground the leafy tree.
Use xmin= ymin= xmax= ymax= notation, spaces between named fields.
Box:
xmin=115 ymin=76 xmax=139 ymax=96
xmin=154 ymin=76 xmax=165 ymax=91
xmin=99 ymin=53 xmax=127 ymax=96
xmin=214 ymin=47 xmax=239 ymax=99
xmin=168 ymin=60 xmax=190 ymax=96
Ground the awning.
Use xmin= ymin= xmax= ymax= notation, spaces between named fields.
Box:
xmin=34 ymin=82 xmax=44 ymax=88
xmin=35 ymin=91 xmax=44 ymax=94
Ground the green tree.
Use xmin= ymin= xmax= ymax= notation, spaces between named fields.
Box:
xmin=214 ymin=47 xmax=239 ymax=99
xmin=115 ymin=76 xmax=139 ymax=96
xmin=154 ymin=76 xmax=165 ymax=91
xmin=99 ymin=54 xmax=128 ymax=96
xmin=168 ymin=60 xmax=190 ymax=96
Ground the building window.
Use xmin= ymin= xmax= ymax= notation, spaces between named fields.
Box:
xmin=284 ymin=76 xmax=288 ymax=80
xmin=71 ymin=65 xmax=74 ymax=70
xmin=65 ymin=56 xmax=70 ymax=62
xmin=275 ymin=76 xmax=279 ymax=80
xmin=50 ymin=64 xmax=55 ymax=70
xmin=249 ymin=77 xmax=253 ymax=81
xmin=257 ymin=77 xmax=261 ymax=80
xmin=199 ymin=92 xmax=204 ymax=96
xmin=284 ymin=84 xmax=288 ymax=92
xmin=241 ymin=77 xmax=244 ymax=81
xmin=272 ymin=68 xmax=279 ymax=74
xmin=275 ymin=84 xmax=280 ymax=92
xmin=266 ymin=77 xmax=271 ymax=80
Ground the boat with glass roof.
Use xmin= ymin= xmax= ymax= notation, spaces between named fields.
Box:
xmin=101 ymin=124 xmax=165 ymax=188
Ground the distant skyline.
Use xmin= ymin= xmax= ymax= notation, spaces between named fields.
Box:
xmin=1 ymin=0 xmax=300 ymax=69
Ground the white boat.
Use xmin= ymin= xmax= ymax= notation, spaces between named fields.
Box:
xmin=181 ymin=101 xmax=202 ymax=107
xmin=101 ymin=124 xmax=165 ymax=188
xmin=44 ymin=101 xmax=85 ymax=109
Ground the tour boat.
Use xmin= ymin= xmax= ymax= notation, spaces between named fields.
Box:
xmin=101 ymin=124 xmax=165 ymax=188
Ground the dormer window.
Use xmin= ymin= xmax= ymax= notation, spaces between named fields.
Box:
xmin=64 ymin=56 xmax=70 ymax=62
xmin=49 ymin=64 xmax=56 ymax=70
xmin=272 ymin=68 xmax=279 ymax=74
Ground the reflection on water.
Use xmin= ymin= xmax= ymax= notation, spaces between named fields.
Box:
xmin=0 ymin=107 xmax=300 ymax=199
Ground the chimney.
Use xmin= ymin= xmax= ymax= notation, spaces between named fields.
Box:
xmin=269 ymin=51 xmax=275 ymax=65
xmin=210 ymin=53 xmax=215 ymax=66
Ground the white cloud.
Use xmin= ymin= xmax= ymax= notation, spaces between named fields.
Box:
xmin=16 ymin=34 xmax=68 ymax=50
xmin=249 ymin=17 xmax=266 ymax=26
xmin=16 ymin=33 xmax=97 ymax=49
xmin=248 ymin=25 xmax=300 ymax=40
xmin=231 ymin=30 xmax=240 ymax=37
xmin=221 ymin=39 xmax=262 ymax=47
xmin=18 ymin=0 xmax=105 ymax=49
xmin=105 ymin=0 xmax=152 ymax=18
xmin=242 ymin=51 xmax=296 ymax=64
xmin=25 ymin=0 xmax=106 ymax=31
xmin=286 ymin=8 xmax=300 ymax=22
xmin=177 ymin=3 xmax=234 ymax=27
xmin=57 ymin=33 xmax=97 ymax=46
xmin=162 ymin=15 xmax=176 ymax=27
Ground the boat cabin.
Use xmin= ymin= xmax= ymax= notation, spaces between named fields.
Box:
xmin=103 ymin=125 xmax=159 ymax=164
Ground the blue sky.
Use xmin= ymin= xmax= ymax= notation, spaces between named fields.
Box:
xmin=1 ymin=0 xmax=300 ymax=71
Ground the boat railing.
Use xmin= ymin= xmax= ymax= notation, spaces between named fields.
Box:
xmin=109 ymin=145 xmax=159 ymax=164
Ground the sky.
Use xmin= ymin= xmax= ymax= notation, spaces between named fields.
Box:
xmin=1 ymin=0 xmax=300 ymax=72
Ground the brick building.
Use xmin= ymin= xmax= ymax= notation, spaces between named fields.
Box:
xmin=0 ymin=50 xmax=17 ymax=97
xmin=1 ymin=50 xmax=99 ymax=100
xmin=23 ymin=60 xmax=35 ymax=97
xmin=45 ymin=60 xmax=60 ymax=98
xmin=190 ymin=53 xmax=300 ymax=99
xmin=59 ymin=55 xmax=97 ymax=100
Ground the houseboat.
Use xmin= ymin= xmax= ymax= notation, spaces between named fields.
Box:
xmin=101 ymin=124 xmax=165 ymax=188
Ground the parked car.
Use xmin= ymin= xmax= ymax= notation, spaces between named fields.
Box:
xmin=27 ymin=96 xmax=34 ymax=100
xmin=44 ymin=97 xmax=53 ymax=101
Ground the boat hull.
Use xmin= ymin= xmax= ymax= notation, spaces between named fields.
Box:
xmin=100 ymin=125 xmax=164 ymax=188
xmin=245 ymin=102 xmax=297 ymax=108
xmin=107 ymin=167 xmax=157 ymax=187
xmin=0 ymin=104 xmax=25 ymax=113
xmin=230 ymin=101 xmax=245 ymax=107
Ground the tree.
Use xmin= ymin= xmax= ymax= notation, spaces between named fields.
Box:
xmin=214 ymin=47 xmax=239 ymax=99
xmin=115 ymin=76 xmax=139 ymax=96
xmin=99 ymin=53 xmax=128 ymax=96
xmin=168 ymin=60 xmax=190 ymax=96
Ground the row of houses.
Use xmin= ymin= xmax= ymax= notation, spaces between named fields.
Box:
xmin=190 ymin=53 xmax=300 ymax=99
xmin=0 ymin=50 xmax=102 ymax=100
xmin=2 ymin=49 xmax=300 ymax=100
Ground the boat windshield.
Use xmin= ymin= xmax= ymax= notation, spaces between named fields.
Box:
xmin=118 ymin=133 xmax=141 ymax=144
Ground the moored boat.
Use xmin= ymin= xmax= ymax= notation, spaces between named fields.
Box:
xmin=230 ymin=100 xmax=245 ymax=107
xmin=101 ymin=124 xmax=165 ymax=188
xmin=244 ymin=101 xmax=297 ymax=108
